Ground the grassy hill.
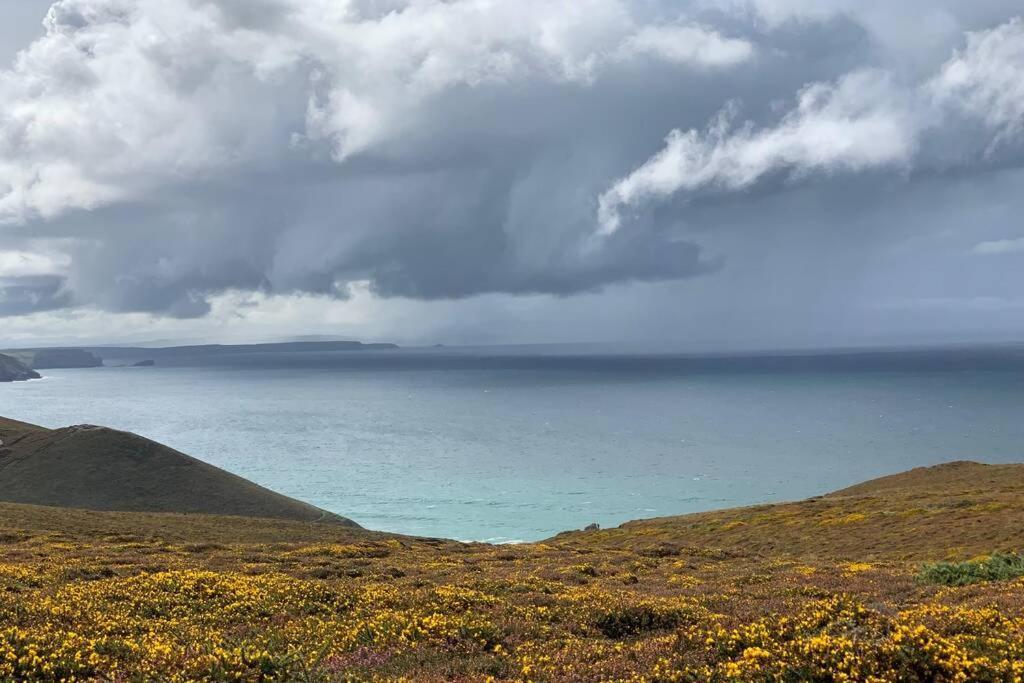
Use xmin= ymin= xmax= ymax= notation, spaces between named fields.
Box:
xmin=0 ymin=417 xmax=355 ymax=525
xmin=0 ymin=421 xmax=1022 ymax=680
xmin=553 ymin=460 xmax=1024 ymax=561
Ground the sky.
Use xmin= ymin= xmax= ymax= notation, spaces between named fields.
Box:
xmin=0 ymin=0 xmax=1023 ymax=349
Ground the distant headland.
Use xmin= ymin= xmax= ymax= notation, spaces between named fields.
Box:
xmin=88 ymin=340 xmax=399 ymax=365
xmin=0 ymin=340 xmax=400 ymax=376
xmin=0 ymin=353 xmax=40 ymax=382
xmin=29 ymin=348 xmax=103 ymax=369
xmin=1 ymin=348 xmax=102 ymax=372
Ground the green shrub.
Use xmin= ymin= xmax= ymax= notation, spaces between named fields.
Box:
xmin=593 ymin=604 xmax=689 ymax=638
xmin=918 ymin=552 xmax=1024 ymax=586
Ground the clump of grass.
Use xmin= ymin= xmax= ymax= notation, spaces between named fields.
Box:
xmin=918 ymin=552 xmax=1024 ymax=586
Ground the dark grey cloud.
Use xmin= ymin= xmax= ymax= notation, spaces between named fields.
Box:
xmin=0 ymin=0 xmax=1023 ymax=350
xmin=0 ymin=275 xmax=71 ymax=316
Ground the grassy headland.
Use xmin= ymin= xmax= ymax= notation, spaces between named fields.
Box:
xmin=0 ymin=417 xmax=354 ymax=525
xmin=0 ymin=419 xmax=1022 ymax=681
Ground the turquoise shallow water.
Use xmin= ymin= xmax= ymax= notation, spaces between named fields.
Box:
xmin=2 ymin=350 xmax=1023 ymax=541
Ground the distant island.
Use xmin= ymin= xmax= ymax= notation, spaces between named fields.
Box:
xmin=0 ymin=353 xmax=40 ymax=382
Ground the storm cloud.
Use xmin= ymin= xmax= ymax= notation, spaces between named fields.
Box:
xmin=1 ymin=0 xmax=1023 ymax=343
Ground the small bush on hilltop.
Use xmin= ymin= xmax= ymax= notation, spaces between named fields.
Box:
xmin=918 ymin=552 xmax=1024 ymax=586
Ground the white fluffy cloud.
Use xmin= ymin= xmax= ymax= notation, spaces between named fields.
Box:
xmin=931 ymin=17 xmax=1024 ymax=141
xmin=620 ymin=24 xmax=754 ymax=68
xmin=598 ymin=70 xmax=917 ymax=234
xmin=0 ymin=0 xmax=755 ymax=222
xmin=598 ymin=16 xmax=1024 ymax=236
xmin=0 ymin=0 xmax=1023 ymax=348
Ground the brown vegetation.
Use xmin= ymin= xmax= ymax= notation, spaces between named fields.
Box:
xmin=556 ymin=461 xmax=1024 ymax=561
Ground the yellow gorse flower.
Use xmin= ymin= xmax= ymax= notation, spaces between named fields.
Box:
xmin=2 ymin=530 xmax=1024 ymax=681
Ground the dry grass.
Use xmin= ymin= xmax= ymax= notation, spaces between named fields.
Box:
xmin=556 ymin=461 xmax=1024 ymax=561
xmin=0 ymin=502 xmax=397 ymax=546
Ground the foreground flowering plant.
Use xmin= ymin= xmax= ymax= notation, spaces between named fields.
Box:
xmin=2 ymin=526 xmax=1024 ymax=682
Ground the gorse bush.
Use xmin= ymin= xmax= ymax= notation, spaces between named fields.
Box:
xmin=918 ymin=552 xmax=1024 ymax=586
xmin=592 ymin=603 xmax=689 ymax=638
xmin=5 ymin=543 xmax=1024 ymax=681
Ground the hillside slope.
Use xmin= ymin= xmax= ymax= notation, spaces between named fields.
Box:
xmin=0 ymin=417 xmax=357 ymax=526
xmin=2 ymin=457 xmax=1024 ymax=681
xmin=552 ymin=460 xmax=1024 ymax=560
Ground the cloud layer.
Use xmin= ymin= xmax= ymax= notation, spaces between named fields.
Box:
xmin=599 ymin=15 xmax=1024 ymax=235
xmin=0 ymin=0 xmax=1023 ymax=343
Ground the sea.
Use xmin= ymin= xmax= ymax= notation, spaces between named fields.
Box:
xmin=2 ymin=345 xmax=1023 ymax=543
